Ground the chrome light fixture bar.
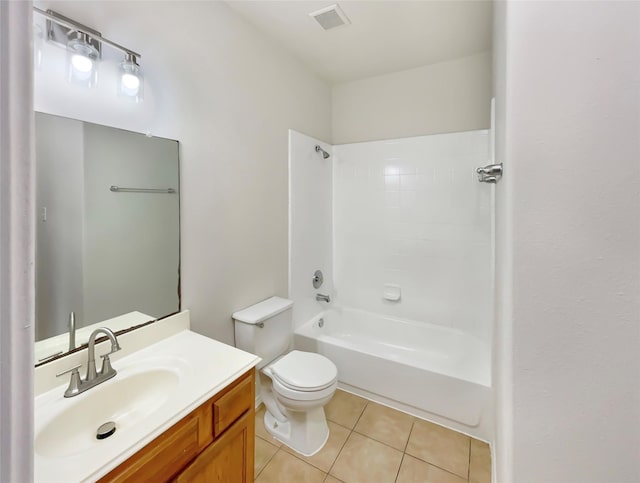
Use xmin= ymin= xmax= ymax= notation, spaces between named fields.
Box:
xmin=41 ymin=9 xmax=102 ymax=58
xmin=34 ymin=7 xmax=141 ymax=59
xmin=33 ymin=7 xmax=144 ymax=100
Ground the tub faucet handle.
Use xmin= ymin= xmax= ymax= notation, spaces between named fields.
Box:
xmin=477 ymin=163 xmax=503 ymax=183
xmin=312 ymin=270 xmax=324 ymax=289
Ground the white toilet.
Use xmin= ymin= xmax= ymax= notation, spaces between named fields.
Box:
xmin=233 ymin=297 xmax=338 ymax=456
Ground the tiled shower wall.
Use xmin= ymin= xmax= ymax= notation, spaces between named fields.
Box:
xmin=333 ymin=131 xmax=493 ymax=343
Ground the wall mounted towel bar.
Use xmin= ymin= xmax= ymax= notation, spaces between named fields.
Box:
xmin=110 ymin=185 xmax=176 ymax=193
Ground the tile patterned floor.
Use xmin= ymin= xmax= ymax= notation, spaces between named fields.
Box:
xmin=254 ymin=390 xmax=491 ymax=483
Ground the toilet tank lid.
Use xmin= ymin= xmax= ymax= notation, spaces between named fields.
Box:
xmin=232 ymin=296 xmax=293 ymax=325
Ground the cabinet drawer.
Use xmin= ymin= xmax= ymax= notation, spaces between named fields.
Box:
xmin=213 ymin=375 xmax=252 ymax=437
xmin=100 ymin=415 xmax=200 ymax=483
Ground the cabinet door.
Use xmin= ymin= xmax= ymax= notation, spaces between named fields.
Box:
xmin=175 ymin=411 xmax=255 ymax=483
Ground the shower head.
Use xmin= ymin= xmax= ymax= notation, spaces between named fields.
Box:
xmin=315 ymin=145 xmax=330 ymax=159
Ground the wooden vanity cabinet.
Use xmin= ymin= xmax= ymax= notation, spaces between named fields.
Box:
xmin=99 ymin=368 xmax=255 ymax=483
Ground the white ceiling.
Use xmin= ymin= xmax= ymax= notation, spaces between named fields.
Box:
xmin=225 ymin=0 xmax=493 ymax=84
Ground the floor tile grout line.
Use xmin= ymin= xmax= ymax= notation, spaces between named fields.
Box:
xmin=350 ymin=406 xmax=415 ymax=453
xmin=351 ymin=428 xmax=410 ymax=453
xmin=283 ymin=445 xmax=331 ymax=475
xmin=404 ymin=419 xmax=472 ymax=480
xmin=467 ymin=438 xmax=472 ymax=480
xmin=256 ymin=433 xmax=280 ymax=447
xmin=404 ymin=450 xmax=471 ymax=481
xmin=256 ymin=446 xmax=282 ymax=480
xmin=254 ymin=412 xmax=282 ymax=479
xmin=350 ymin=399 xmax=369 ymax=430
xmin=282 ymin=423 xmax=353 ymax=475
xmin=394 ymin=452 xmax=407 ymax=483
xmin=325 ymin=426 xmax=355 ymax=480
xmin=266 ymin=446 xmax=330 ymax=480
xmin=403 ymin=419 xmax=416 ymax=453
xmin=326 ymin=417 xmax=358 ymax=433
xmin=324 ymin=474 xmax=346 ymax=483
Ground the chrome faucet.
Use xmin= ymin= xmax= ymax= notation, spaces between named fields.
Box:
xmin=316 ymin=293 xmax=331 ymax=303
xmin=56 ymin=327 xmax=121 ymax=398
xmin=86 ymin=327 xmax=121 ymax=381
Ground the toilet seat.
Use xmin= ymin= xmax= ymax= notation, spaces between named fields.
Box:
xmin=269 ymin=350 xmax=338 ymax=392
xmin=272 ymin=376 xmax=337 ymax=402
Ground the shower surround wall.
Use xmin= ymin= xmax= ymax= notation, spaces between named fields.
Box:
xmin=288 ymin=130 xmax=333 ymax=329
xmin=333 ymin=131 xmax=493 ymax=344
xmin=289 ymin=129 xmax=494 ymax=437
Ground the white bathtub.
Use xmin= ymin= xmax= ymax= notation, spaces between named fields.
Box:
xmin=294 ymin=307 xmax=492 ymax=440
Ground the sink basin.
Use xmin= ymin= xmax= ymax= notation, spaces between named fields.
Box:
xmin=36 ymin=363 xmax=182 ymax=459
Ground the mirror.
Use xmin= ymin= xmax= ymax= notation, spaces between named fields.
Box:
xmin=34 ymin=112 xmax=180 ymax=364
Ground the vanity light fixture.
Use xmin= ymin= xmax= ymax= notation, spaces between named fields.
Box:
xmin=33 ymin=7 xmax=143 ymax=100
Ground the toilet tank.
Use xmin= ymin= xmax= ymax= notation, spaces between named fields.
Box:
xmin=232 ymin=297 xmax=293 ymax=369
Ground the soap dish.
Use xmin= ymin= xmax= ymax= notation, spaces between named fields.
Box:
xmin=383 ymin=284 xmax=401 ymax=302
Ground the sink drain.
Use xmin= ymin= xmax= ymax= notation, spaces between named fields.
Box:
xmin=96 ymin=421 xmax=116 ymax=440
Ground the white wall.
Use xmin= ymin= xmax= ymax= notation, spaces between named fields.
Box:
xmin=494 ymin=1 xmax=640 ymax=482
xmin=333 ymin=131 xmax=493 ymax=344
xmin=34 ymin=1 xmax=331 ymax=345
xmin=35 ymin=113 xmax=85 ymax=340
xmin=332 ymin=52 xmax=492 ymax=144
xmin=288 ymin=130 xmax=333 ymax=329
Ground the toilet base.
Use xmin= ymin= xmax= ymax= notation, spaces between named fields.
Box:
xmin=264 ymin=406 xmax=330 ymax=457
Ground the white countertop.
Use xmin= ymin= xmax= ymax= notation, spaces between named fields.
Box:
xmin=34 ymin=329 xmax=260 ymax=483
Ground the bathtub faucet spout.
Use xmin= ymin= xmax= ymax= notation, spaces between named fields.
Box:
xmin=316 ymin=293 xmax=331 ymax=303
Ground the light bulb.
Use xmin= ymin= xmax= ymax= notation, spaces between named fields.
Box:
xmin=71 ymin=54 xmax=93 ymax=73
xmin=66 ymin=32 xmax=99 ymax=87
xmin=121 ymin=73 xmax=140 ymax=92
xmin=118 ymin=53 xmax=144 ymax=102
xmin=34 ymin=24 xmax=43 ymax=71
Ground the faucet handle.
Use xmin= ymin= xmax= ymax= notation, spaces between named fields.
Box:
xmin=99 ymin=354 xmax=117 ymax=376
xmin=56 ymin=364 xmax=83 ymax=398
xmin=98 ymin=342 xmax=122 ymax=372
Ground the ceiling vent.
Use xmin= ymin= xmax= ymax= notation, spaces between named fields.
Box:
xmin=309 ymin=4 xmax=351 ymax=31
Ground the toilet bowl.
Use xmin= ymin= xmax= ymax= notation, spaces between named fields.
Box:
xmin=232 ymin=297 xmax=338 ymax=456
xmin=261 ymin=351 xmax=337 ymax=455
